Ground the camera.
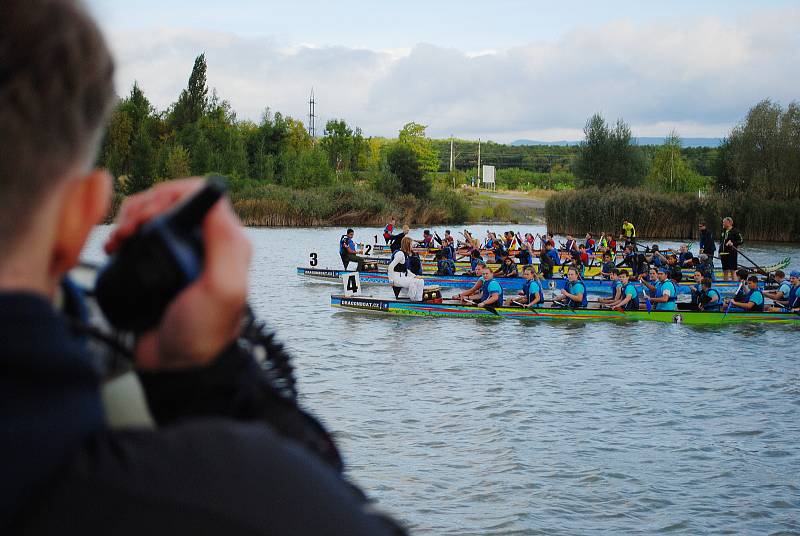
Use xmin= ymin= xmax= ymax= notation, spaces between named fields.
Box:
xmin=94 ymin=177 xmax=226 ymax=333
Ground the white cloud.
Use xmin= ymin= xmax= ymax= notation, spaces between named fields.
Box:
xmin=104 ymin=8 xmax=800 ymax=142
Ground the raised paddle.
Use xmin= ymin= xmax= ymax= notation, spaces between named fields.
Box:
xmin=731 ymin=245 xmax=767 ymax=276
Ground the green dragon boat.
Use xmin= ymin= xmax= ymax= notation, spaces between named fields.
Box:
xmin=331 ymin=295 xmax=799 ymax=325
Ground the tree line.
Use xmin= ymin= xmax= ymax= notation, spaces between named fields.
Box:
xmin=572 ymin=100 xmax=799 ymax=199
xmin=98 ymin=54 xmax=436 ymax=200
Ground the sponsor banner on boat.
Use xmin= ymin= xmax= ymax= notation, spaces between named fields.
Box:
xmin=301 ymin=268 xmax=343 ymax=278
xmin=339 ymin=298 xmax=389 ymax=311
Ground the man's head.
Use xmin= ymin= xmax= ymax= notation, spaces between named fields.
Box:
xmin=610 ymin=268 xmax=619 ymax=281
xmin=482 ymin=266 xmax=494 ymax=280
xmin=603 ymin=252 xmax=611 ymax=262
xmin=699 ymin=222 xmax=707 ymax=231
xmin=667 ymin=255 xmax=677 ymax=265
xmin=648 ymin=267 xmax=658 ymax=280
xmin=693 ymin=269 xmax=703 ymax=283
xmin=747 ymin=275 xmax=759 ymax=289
xmin=619 ymin=270 xmax=630 ymax=284
xmin=723 ymin=217 xmax=733 ymax=229
xmin=1 ymin=0 xmax=115 ymax=290
xmin=774 ymin=270 xmax=785 ymax=282
xmin=736 ymin=268 xmax=749 ymax=281
xmin=701 ymin=277 xmax=713 ymax=290
xmin=790 ymin=271 xmax=800 ymax=285
xmin=347 ymin=229 xmax=354 ymax=238
xmin=657 ymin=267 xmax=669 ymax=282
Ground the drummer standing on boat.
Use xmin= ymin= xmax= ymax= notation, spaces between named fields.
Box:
xmin=621 ymin=218 xmax=636 ymax=248
xmin=719 ymin=217 xmax=743 ymax=281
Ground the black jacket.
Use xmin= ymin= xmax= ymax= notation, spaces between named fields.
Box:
xmin=0 ymin=292 xmax=404 ymax=535
xmin=698 ymin=229 xmax=716 ymax=255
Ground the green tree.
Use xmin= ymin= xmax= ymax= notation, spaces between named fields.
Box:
xmin=170 ymin=54 xmax=209 ymax=130
xmin=320 ymin=119 xmax=355 ymax=174
xmin=718 ymin=99 xmax=800 ymax=198
xmin=386 ymin=144 xmax=430 ymax=198
xmin=398 ymin=122 xmax=439 ymax=173
xmin=100 ymin=108 xmax=133 ymax=179
xmin=164 ymin=144 xmax=191 ymax=179
xmin=646 ymin=132 xmax=703 ymax=192
xmin=125 ymin=122 xmax=155 ymax=194
xmin=575 ymin=113 xmax=646 ymax=188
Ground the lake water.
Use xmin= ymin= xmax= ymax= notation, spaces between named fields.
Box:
xmin=84 ymin=225 xmax=800 ymax=535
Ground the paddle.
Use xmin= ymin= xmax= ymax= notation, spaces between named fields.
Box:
xmin=722 ymin=281 xmax=745 ymax=320
xmin=731 ymin=245 xmax=767 ymax=276
xmin=460 ymin=297 xmax=501 ymax=316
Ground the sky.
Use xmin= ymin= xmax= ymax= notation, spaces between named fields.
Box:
xmin=85 ymin=0 xmax=800 ymax=142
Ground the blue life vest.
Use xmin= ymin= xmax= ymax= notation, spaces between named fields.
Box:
xmin=339 ymin=234 xmax=351 ymax=255
xmin=522 ymin=279 xmax=544 ymax=307
xmin=437 ymin=259 xmax=455 ymax=276
xmin=746 ymin=288 xmax=764 ymax=312
xmin=702 ymin=288 xmax=722 ymax=311
xmin=547 ymin=248 xmax=560 ymax=266
xmin=481 ymin=278 xmax=504 ymax=304
xmin=621 ymin=282 xmax=639 ymax=310
xmin=609 ymin=280 xmax=620 ymax=299
xmin=407 ymin=254 xmax=422 ymax=275
xmin=655 ymin=280 xmax=677 ymax=311
xmin=470 ymin=256 xmax=484 ymax=272
xmin=443 ymin=244 xmax=455 ymax=261
xmin=787 ymin=284 xmax=800 ymax=309
xmin=777 ymin=281 xmax=791 ymax=299
xmin=565 ymin=280 xmax=587 ymax=308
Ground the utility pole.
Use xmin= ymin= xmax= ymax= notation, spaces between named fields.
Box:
xmin=449 ymin=137 xmax=454 ymax=172
xmin=477 ymin=138 xmax=481 ymax=188
xmin=308 ymin=88 xmax=316 ymax=139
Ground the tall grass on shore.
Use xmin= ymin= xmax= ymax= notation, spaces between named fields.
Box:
xmin=230 ymin=182 xmax=468 ymax=227
xmin=545 ymin=188 xmax=800 ymax=242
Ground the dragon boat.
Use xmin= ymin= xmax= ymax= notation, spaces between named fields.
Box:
xmin=297 ymin=267 xmax=767 ymax=295
xmin=330 ymin=294 xmax=800 ymax=325
xmin=353 ymin=256 xmax=792 ymax=280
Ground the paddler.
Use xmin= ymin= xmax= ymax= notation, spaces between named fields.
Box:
xmin=556 ymin=267 xmax=587 ymax=308
xmin=600 ymin=252 xmax=615 ymax=279
xmin=388 ymin=236 xmax=424 ymax=301
xmin=719 ymin=217 xmax=743 ymax=281
xmin=512 ymin=265 xmax=544 ymax=308
xmin=475 ymin=267 xmax=504 ymax=309
xmin=642 ymin=267 xmax=678 ymax=311
xmin=466 ymin=249 xmax=485 ymax=275
xmin=388 ymin=224 xmax=409 ymax=253
xmin=770 ymin=270 xmax=800 ymax=312
xmin=689 ymin=269 xmax=704 ymax=309
xmin=763 ymin=270 xmax=791 ymax=303
xmin=494 ymin=253 xmax=519 ymax=278
xmin=697 ymin=277 xmax=722 ymax=311
xmin=609 ymin=270 xmax=640 ymax=311
xmin=434 ymin=249 xmax=456 ymax=276
xmin=417 ymin=229 xmax=435 ymax=249
xmin=382 ymin=217 xmax=395 ymax=244
xmin=456 ymin=261 xmax=487 ymax=301
xmin=598 ymin=268 xmax=622 ymax=305
xmin=725 ymin=275 xmax=764 ymax=312
xmin=339 ymin=228 xmax=365 ymax=271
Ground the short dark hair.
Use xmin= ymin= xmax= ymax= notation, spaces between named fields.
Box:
xmin=775 ymin=270 xmax=785 ymax=278
xmin=736 ymin=269 xmax=749 ymax=279
xmin=701 ymin=277 xmax=713 ymax=288
xmin=0 ymin=0 xmax=115 ymax=246
xmin=347 ymin=228 xmax=354 ymax=234
xmin=748 ymin=275 xmax=759 ymax=284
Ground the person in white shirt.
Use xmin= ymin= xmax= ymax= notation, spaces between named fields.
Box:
xmin=387 ymin=236 xmax=424 ymax=301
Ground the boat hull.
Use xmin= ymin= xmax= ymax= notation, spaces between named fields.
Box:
xmin=297 ymin=267 xmax=767 ymax=295
xmin=330 ymin=295 xmax=800 ymax=324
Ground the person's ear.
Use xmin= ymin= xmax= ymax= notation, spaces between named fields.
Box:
xmin=51 ymin=169 xmax=112 ymax=275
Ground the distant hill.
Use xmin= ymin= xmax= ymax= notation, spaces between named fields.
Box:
xmin=511 ymin=137 xmax=723 ymax=148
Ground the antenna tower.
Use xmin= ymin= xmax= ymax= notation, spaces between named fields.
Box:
xmin=308 ymin=88 xmax=316 ymax=139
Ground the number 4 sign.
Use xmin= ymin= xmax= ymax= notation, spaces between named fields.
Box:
xmin=342 ymin=272 xmax=361 ymax=295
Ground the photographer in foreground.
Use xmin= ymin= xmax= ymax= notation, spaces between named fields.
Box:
xmin=0 ymin=1 xmax=404 ymax=534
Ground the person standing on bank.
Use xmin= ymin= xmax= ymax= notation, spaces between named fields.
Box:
xmin=0 ymin=2 xmax=404 ymax=534
xmin=719 ymin=217 xmax=743 ymax=281
xmin=339 ymin=228 xmax=365 ymax=271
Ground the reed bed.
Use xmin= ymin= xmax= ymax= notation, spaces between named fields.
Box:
xmin=545 ymin=188 xmax=800 ymax=242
